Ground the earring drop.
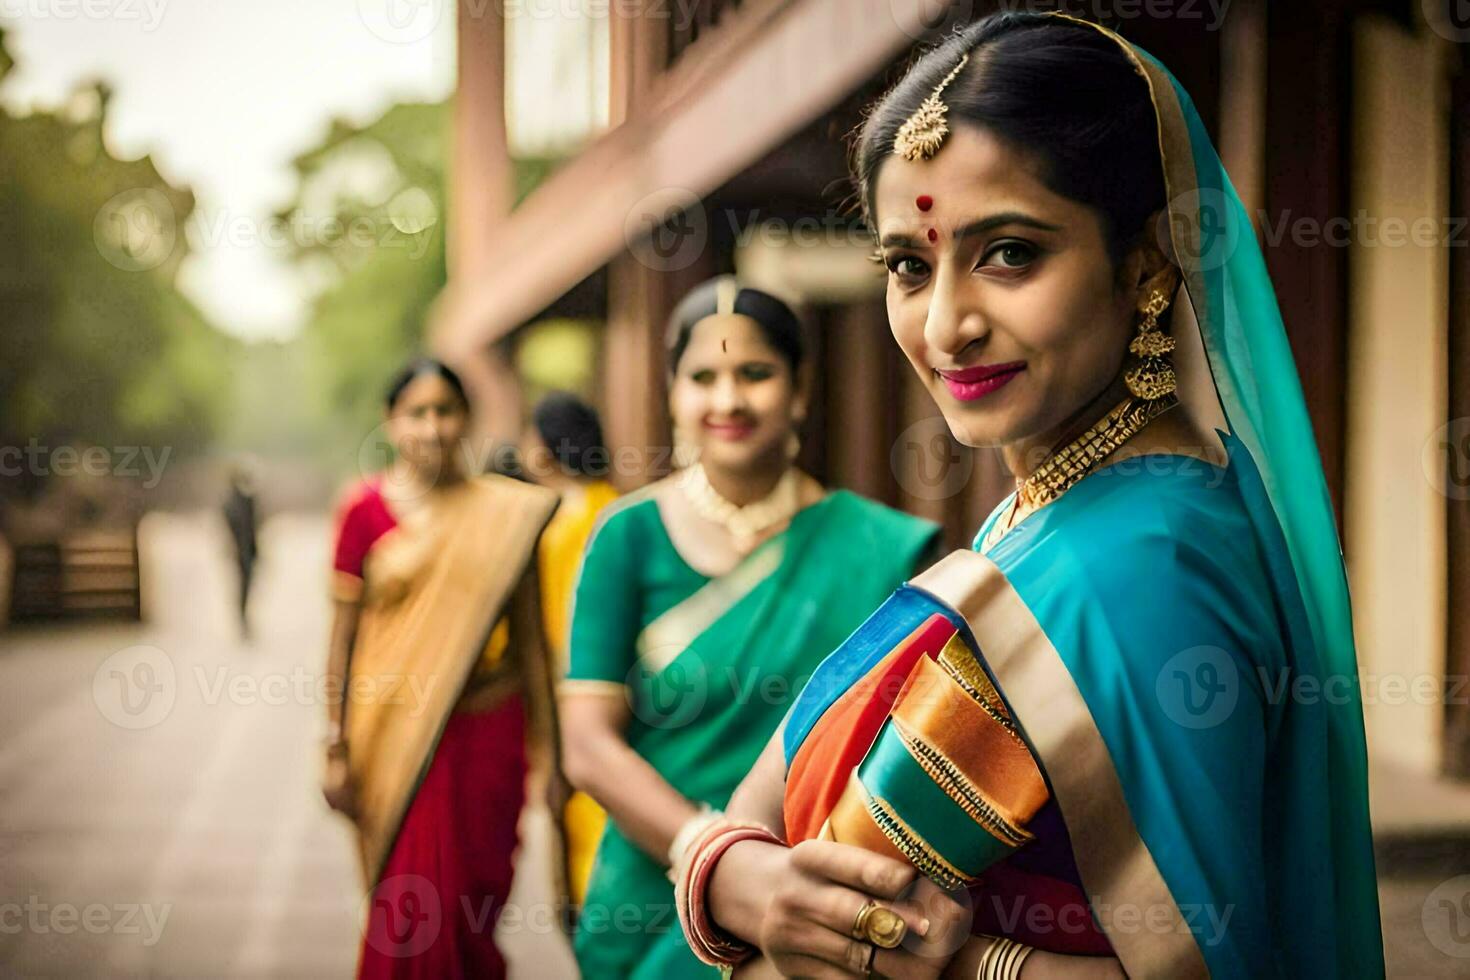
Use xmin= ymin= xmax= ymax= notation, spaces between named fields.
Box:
xmin=1124 ymin=289 xmax=1177 ymax=401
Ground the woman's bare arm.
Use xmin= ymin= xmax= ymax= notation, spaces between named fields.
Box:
xmin=705 ymin=726 xmax=793 ymax=945
xmin=723 ymin=726 xmax=788 ymax=831
xmin=321 ymin=598 xmax=359 ymax=814
xmin=558 ymin=691 xmax=699 ymax=861
xmin=325 ymin=599 xmax=359 ymax=736
xmin=510 ymin=566 xmax=559 ymax=773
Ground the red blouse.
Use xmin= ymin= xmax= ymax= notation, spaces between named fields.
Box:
xmin=330 ymin=479 xmax=397 ymax=601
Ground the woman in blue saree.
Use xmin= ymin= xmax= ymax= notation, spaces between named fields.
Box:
xmin=676 ymin=12 xmax=1384 ymax=979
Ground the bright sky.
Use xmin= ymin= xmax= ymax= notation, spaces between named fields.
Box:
xmin=0 ymin=0 xmax=456 ymax=340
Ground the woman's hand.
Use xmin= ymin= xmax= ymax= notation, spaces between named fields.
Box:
xmin=714 ymin=837 xmax=969 ymax=978
xmin=730 ymin=955 xmax=785 ymax=978
xmin=321 ymin=743 xmax=355 ymax=817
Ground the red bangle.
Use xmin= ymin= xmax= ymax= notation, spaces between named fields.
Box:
xmin=675 ymin=819 xmax=785 ymax=967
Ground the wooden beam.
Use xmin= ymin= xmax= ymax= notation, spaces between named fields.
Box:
xmin=1264 ymin=0 xmax=1352 ymax=528
xmin=449 ymin=0 xmax=512 ymax=280
xmin=432 ymin=0 xmax=935 ymax=358
xmin=599 ymin=251 xmax=717 ymax=490
xmin=1444 ymin=55 xmax=1470 ymax=780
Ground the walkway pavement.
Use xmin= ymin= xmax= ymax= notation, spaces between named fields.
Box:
xmin=0 ymin=511 xmax=576 ymax=978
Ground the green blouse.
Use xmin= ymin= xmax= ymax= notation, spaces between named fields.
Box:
xmin=565 ymin=487 xmax=938 ymax=980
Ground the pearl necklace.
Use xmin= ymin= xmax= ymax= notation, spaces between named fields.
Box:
xmin=678 ymin=463 xmax=801 ymax=554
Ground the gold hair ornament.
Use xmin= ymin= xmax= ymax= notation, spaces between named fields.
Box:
xmin=714 ymin=275 xmax=739 ymax=316
xmin=893 ymin=52 xmax=971 ymax=161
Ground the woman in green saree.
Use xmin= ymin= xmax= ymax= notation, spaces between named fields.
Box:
xmin=678 ymin=12 xmax=1384 ymax=980
xmin=558 ymin=277 xmax=940 ymax=979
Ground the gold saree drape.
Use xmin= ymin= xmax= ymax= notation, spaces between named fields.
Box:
xmin=345 ymin=474 xmax=559 ymax=885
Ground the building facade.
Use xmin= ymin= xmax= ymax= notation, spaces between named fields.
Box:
xmin=433 ymin=0 xmax=1470 ymax=781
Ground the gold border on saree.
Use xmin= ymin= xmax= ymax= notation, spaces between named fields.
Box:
xmin=915 ymin=547 xmax=1209 ymax=980
xmin=862 ymin=789 xmax=970 ymax=892
xmin=936 ymin=635 xmax=1025 ymax=746
xmin=891 ymin=715 xmax=1033 ymax=847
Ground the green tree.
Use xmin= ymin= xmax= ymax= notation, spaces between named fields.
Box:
xmin=0 ymin=27 xmax=233 ymax=496
xmin=273 ymin=103 xmax=448 ymax=466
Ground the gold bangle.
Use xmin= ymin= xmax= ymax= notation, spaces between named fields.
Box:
xmin=1010 ymin=941 xmax=1035 ymax=978
xmin=976 ymin=935 xmax=1034 ymax=980
xmin=975 ymin=935 xmax=1000 ymax=980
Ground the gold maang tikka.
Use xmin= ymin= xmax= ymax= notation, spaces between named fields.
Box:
xmin=1124 ymin=289 xmax=1178 ymax=401
xmin=893 ymin=53 xmax=971 ymax=161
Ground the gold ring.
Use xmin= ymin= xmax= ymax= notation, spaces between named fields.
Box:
xmin=851 ymin=900 xmax=907 ymax=949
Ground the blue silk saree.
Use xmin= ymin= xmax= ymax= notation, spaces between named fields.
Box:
xmin=781 ymin=15 xmax=1383 ymax=980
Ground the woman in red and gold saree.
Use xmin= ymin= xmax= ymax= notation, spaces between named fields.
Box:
xmin=323 ymin=358 xmax=562 ymax=980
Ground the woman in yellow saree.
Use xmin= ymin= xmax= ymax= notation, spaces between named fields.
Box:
xmin=677 ymin=12 xmax=1383 ymax=979
xmin=522 ymin=391 xmax=621 ymax=906
xmin=322 ymin=358 xmax=561 ymax=979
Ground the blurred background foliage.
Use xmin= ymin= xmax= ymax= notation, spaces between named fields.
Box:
xmin=1 ymin=17 xmax=570 ymax=506
xmin=0 ymin=27 xmax=233 ymax=499
xmin=0 ymin=22 xmax=456 ymax=501
xmin=271 ymin=101 xmax=448 ymax=465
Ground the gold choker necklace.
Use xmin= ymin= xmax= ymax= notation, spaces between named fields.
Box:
xmin=1017 ymin=392 xmax=1179 ymax=509
xmin=982 ymin=392 xmax=1178 ymax=553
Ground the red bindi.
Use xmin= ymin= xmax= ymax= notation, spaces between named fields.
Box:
xmin=916 ymin=195 xmax=933 ymax=212
xmin=927 ymin=227 xmax=939 ymax=243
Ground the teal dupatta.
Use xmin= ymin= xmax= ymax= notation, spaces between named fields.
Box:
xmin=1125 ymin=22 xmax=1384 ymax=976
xmin=782 ymin=14 xmax=1383 ymax=979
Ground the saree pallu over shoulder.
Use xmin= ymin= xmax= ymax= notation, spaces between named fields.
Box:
xmin=347 ymin=474 xmax=559 ymax=887
xmin=782 ymin=559 xmax=1208 ymax=975
xmin=1046 ymin=14 xmax=1382 ymax=975
xmin=911 ymin=552 xmax=1207 ymax=979
xmin=784 ymin=443 xmax=1375 ymax=978
xmin=785 ymin=606 xmax=1046 ymax=866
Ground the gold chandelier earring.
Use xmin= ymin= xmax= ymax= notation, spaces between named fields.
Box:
xmin=1124 ymin=288 xmax=1177 ymax=401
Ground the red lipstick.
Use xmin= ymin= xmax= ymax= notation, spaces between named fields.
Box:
xmin=704 ymin=418 xmax=755 ymax=440
xmin=935 ymin=361 xmax=1026 ymax=402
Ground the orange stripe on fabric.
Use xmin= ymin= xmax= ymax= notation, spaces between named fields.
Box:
xmin=824 ymin=772 xmax=908 ymax=865
xmin=784 ymin=614 xmax=957 ymax=843
xmin=889 ymin=656 xmax=1049 ymax=830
